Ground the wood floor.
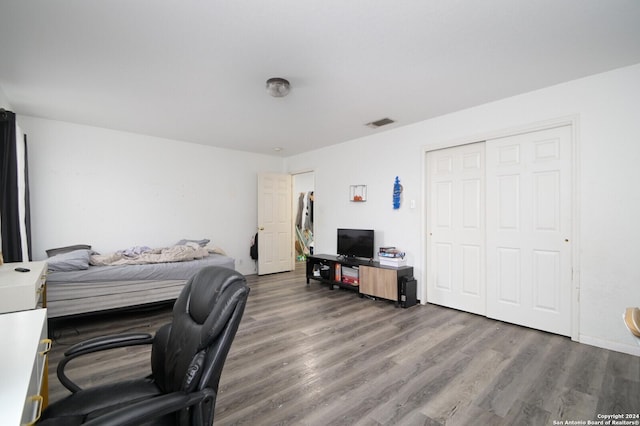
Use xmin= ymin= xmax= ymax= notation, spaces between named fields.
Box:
xmin=47 ymin=265 xmax=640 ymax=425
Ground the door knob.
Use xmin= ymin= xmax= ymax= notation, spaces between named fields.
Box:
xmin=259 ymin=227 xmax=265 ymax=231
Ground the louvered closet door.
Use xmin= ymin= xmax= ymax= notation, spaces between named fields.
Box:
xmin=485 ymin=126 xmax=572 ymax=336
xmin=426 ymin=142 xmax=486 ymax=315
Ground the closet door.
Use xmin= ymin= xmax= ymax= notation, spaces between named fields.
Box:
xmin=485 ymin=126 xmax=572 ymax=336
xmin=426 ymin=142 xmax=486 ymax=315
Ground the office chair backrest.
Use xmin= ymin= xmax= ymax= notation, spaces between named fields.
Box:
xmin=150 ymin=266 xmax=249 ymax=424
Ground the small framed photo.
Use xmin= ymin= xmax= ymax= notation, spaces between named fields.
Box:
xmin=350 ymin=185 xmax=367 ymax=202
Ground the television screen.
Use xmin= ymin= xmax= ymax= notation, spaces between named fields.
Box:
xmin=337 ymin=228 xmax=374 ymax=259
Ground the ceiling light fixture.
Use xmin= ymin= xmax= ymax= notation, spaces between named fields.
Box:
xmin=266 ymin=78 xmax=290 ymax=97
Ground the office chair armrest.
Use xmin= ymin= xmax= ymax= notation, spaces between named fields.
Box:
xmin=58 ymin=332 xmax=154 ymax=393
xmin=81 ymin=388 xmax=217 ymax=426
xmin=64 ymin=332 xmax=154 ymax=357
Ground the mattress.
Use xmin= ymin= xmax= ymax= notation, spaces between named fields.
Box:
xmin=46 ymin=254 xmax=235 ymax=318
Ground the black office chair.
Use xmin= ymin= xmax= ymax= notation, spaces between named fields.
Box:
xmin=38 ymin=266 xmax=249 ymax=426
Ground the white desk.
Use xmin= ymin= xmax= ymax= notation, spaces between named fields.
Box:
xmin=0 ymin=261 xmax=47 ymax=313
xmin=0 ymin=308 xmax=49 ymax=425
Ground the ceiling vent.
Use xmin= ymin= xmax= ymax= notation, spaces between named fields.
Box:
xmin=366 ymin=117 xmax=395 ymax=129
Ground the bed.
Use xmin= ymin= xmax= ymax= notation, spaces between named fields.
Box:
xmin=45 ymin=241 xmax=235 ymax=318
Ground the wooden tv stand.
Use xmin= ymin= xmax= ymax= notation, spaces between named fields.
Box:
xmin=305 ymin=254 xmax=415 ymax=307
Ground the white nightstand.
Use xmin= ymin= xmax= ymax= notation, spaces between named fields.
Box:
xmin=0 ymin=261 xmax=47 ymax=314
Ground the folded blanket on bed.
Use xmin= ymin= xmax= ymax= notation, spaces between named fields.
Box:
xmin=90 ymin=244 xmax=210 ymax=266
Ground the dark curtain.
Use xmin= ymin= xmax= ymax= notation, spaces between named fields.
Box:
xmin=0 ymin=109 xmax=30 ymax=262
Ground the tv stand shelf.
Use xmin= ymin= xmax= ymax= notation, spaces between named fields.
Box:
xmin=306 ymin=254 xmax=416 ymax=307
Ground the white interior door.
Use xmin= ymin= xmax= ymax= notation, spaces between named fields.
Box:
xmin=486 ymin=126 xmax=572 ymax=336
xmin=427 ymin=142 xmax=486 ymax=315
xmin=257 ymin=173 xmax=293 ymax=275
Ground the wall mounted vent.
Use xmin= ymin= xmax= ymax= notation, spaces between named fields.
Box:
xmin=366 ymin=117 xmax=395 ymax=128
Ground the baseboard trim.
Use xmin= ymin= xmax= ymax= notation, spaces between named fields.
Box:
xmin=579 ymin=334 xmax=640 ymax=357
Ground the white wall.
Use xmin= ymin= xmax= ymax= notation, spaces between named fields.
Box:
xmin=19 ymin=116 xmax=283 ymax=275
xmin=0 ymin=85 xmax=11 ymax=109
xmin=285 ymin=63 xmax=640 ymax=356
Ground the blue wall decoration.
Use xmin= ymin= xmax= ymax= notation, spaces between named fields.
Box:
xmin=393 ymin=176 xmax=402 ymax=209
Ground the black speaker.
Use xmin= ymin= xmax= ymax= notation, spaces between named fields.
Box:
xmin=399 ymin=276 xmax=417 ymax=308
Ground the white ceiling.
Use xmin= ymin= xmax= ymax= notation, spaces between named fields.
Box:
xmin=1 ymin=1 xmax=640 ymax=156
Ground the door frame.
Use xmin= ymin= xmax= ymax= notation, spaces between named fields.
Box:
xmin=421 ymin=115 xmax=581 ymax=341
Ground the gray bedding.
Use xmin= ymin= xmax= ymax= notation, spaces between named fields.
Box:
xmin=46 ymin=254 xmax=235 ymax=318
xmin=47 ymin=253 xmax=234 ymax=284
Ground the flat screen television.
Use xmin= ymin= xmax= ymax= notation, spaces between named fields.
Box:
xmin=337 ymin=228 xmax=374 ymax=259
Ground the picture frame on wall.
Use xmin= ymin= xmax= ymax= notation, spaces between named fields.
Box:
xmin=350 ymin=185 xmax=367 ymax=202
